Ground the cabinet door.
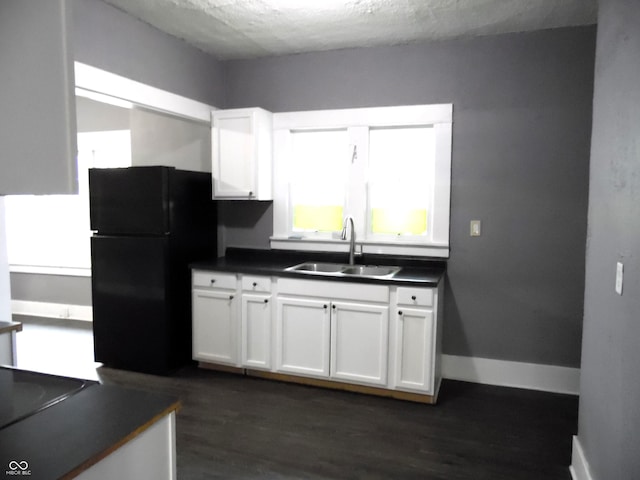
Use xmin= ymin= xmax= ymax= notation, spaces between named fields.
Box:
xmin=330 ymin=301 xmax=389 ymax=387
xmin=192 ymin=289 xmax=238 ymax=365
xmin=241 ymin=293 xmax=272 ymax=370
xmin=394 ymin=307 xmax=435 ymax=394
xmin=212 ymin=110 xmax=256 ymax=198
xmin=276 ymin=296 xmax=330 ymax=378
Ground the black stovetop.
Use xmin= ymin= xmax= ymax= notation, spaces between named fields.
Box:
xmin=0 ymin=367 xmax=96 ymax=430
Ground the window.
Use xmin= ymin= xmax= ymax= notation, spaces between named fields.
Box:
xmin=368 ymin=126 xmax=435 ymax=237
xmin=290 ymin=129 xmax=349 ymax=234
xmin=272 ymin=104 xmax=452 ymax=257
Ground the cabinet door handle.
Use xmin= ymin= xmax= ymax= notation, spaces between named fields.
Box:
xmin=323 ymin=304 xmax=328 ymax=309
xmin=411 ymin=295 xmax=416 ymax=301
xmin=229 ymin=295 xmax=234 ymax=300
xmin=263 ymin=299 xmax=269 ymax=304
xmin=398 ymin=310 xmax=403 ymax=316
xmin=248 ymin=191 xmax=253 ymax=197
xmin=332 ymin=304 xmax=336 ymax=309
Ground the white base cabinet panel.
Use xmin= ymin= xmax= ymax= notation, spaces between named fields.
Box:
xmin=276 ymin=297 xmax=330 ymax=379
xmin=393 ymin=307 xmax=435 ymax=394
xmin=241 ymin=293 xmax=272 ymax=370
xmin=75 ymin=412 xmax=176 ymax=480
xmin=330 ymin=301 xmax=389 ymax=387
xmin=192 ymin=289 xmax=238 ymax=366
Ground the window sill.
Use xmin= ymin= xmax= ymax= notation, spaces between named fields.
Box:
xmin=269 ymin=237 xmax=449 ymax=258
xmin=9 ymin=265 xmax=92 ymax=277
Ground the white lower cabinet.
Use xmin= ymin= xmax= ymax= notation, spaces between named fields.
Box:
xmin=192 ymin=271 xmax=239 ymax=366
xmin=241 ymin=292 xmax=272 ymax=370
xmin=193 ymin=270 xmax=442 ymax=402
xmin=192 ymin=289 xmax=238 ymax=365
xmin=275 ymin=296 xmax=331 ymax=378
xmin=393 ymin=307 xmax=435 ymax=394
xmin=330 ymin=301 xmax=389 ymax=386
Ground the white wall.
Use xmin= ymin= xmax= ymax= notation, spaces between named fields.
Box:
xmin=0 ymin=198 xmax=12 ymax=321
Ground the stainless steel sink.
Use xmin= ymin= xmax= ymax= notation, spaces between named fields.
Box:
xmin=340 ymin=265 xmax=400 ymax=277
xmin=287 ymin=262 xmax=346 ymax=273
xmin=285 ymin=262 xmax=400 ymax=279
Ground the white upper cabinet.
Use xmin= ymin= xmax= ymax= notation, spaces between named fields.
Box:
xmin=0 ymin=0 xmax=78 ymax=195
xmin=211 ymin=107 xmax=273 ymax=200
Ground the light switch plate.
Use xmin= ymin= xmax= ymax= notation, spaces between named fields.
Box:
xmin=470 ymin=220 xmax=481 ymax=237
xmin=615 ymin=262 xmax=624 ymax=295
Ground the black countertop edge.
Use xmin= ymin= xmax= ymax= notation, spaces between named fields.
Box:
xmin=192 ymin=247 xmax=446 ymax=286
xmin=0 ymin=382 xmax=180 ymax=480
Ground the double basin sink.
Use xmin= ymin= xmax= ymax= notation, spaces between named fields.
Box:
xmin=285 ymin=262 xmax=401 ymax=279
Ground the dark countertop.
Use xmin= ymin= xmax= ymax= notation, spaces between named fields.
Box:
xmin=0 ymin=321 xmax=22 ymax=335
xmin=0 ymin=369 xmax=180 ymax=479
xmin=192 ymin=248 xmax=446 ymax=286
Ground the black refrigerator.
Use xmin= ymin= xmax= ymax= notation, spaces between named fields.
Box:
xmin=89 ymin=166 xmax=216 ymax=375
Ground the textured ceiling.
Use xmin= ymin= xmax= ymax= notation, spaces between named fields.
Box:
xmin=102 ymin=0 xmax=598 ymax=60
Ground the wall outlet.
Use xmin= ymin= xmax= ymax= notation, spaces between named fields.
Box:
xmin=615 ymin=262 xmax=624 ymax=295
xmin=470 ymin=220 xmax=481 ymax=237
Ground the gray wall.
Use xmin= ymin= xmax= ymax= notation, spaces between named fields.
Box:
xmin=0 ymin=0 xmax=77 ymax=196
xmin=577 ymin=0 xmax=640 ymax=477
xmin=10 ymin=273 xmax=92 ymax=306
xmin=72 ymin=0 xmax=225 ymax=107
xmin=0 ymin=200 xmax=10 ymax=321
xmin=76 ymin=96 xmax=130 ymax=132
xmin=221 ymin=26 xmax=596 ymax=367
xmin=130 ymin=108 xmax=211 ymax=172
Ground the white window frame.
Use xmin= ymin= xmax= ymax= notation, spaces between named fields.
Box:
xmin=271 ymin=104 xmax=453 ymax=258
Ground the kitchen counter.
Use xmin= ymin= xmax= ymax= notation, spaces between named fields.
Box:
xmin=0 ymin=367 xmax=180 ymax=479
xmin=192 ymin=247 xmax=446 ymax=286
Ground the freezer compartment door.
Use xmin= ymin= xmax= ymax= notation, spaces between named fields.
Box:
xmin=89 ymin=166 xmax=170 ymax=235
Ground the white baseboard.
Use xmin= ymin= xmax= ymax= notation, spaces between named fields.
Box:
xmin=570 ymin=436 xmax=595 ymax=480
xmin=441 ymin=354 xmax=580 ymax=395
xmin=12 ymin=300 xmax=93 ymax=322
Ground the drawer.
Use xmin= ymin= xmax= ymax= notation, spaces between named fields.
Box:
xmin=241 ymin=275 xmax=271 ymax=293
xmin=397 ymin=287 xmax=433 ymax=307
xmin=192 ymin=271 xmax=237 ymax=289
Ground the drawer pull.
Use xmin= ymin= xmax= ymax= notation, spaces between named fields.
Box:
xmin=411 ymin=295 xmax=417 ymax=301
xmin=264 ymin=299 xmax=269 ymax=304
xmin=229 ymin=295 xmax=234 ymax=300
xmin=210 ymin=279 xmax=216 ymax=284
xmin=253 ymin=282 xmax=258 ymax=287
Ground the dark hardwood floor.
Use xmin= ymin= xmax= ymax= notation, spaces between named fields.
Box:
xmin=97 ymin=366 xmax=578 ymax=480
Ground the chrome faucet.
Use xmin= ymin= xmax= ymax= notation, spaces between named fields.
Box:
xmin=341 ymin=215 xmax=357 ymax=265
